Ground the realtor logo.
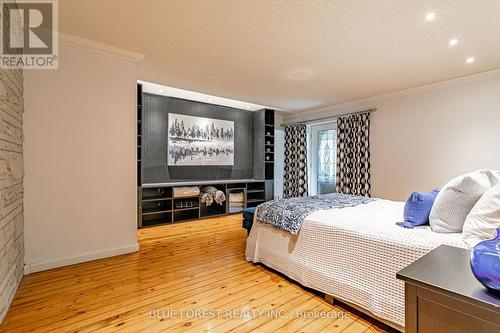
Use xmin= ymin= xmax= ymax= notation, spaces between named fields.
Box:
xmin=1 ymin=0 xmax=58 ymax=69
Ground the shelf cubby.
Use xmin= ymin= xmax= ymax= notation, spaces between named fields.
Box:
xmin=142 ymin=199 xmax=172 ymax=214
xmin=173 ymin=197 xmax=199 ymax=210
xmin=247 ymin=181 xmax=265 ymax=191
xmin=227 ymin=183 xmax=246 ymax=190
xmin=246 ymin=189 xmax=264 ymax=194
xmin=200 ymin=202 xmax=226 ymax=217
xmin=173 ymin=209 xmax=199 ymax=222
xmin=247 ymin=198 xmax=265 ymax=208
xmin=227 ymin=188 xmax=245 ymax=214
xmin=142 ymin=212 xmax=172 ymax=227
xmin=143 ymin=187 xmax=172 ymax=201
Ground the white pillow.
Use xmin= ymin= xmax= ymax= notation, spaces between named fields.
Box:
xmin=462 ymin=185 xmax=500 ymax=247
xmin=429 ymin=169 xmax=500 ymax=233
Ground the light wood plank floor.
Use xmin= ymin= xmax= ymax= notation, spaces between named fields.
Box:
xmin=1 ymin=215 xmax=393 ymax=332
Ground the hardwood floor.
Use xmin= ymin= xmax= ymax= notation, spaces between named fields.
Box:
xmin=1 ymin=215 xmax=392 ymax=332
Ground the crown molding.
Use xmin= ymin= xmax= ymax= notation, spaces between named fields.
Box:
xmin=58 ymin=32 xmax=145 ymax=63
xmin=286 ymin=68 xmax=500 ymax=121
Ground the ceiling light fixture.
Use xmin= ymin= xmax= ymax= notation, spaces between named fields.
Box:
xmin=465 ymin=57 xmax=475 ymax=64
xmin=425 ymin=12 xmax=436 ymax=21
xmin=448 ymin=38 xmax=459 ymax=47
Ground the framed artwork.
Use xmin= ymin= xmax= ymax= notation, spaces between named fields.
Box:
xmin=167 ymin=113 xmax=234 ymax=166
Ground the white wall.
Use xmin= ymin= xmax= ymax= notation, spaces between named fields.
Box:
xmin=23 ymin=44 xmax=139 ymax=273
xmin=284 ymin=71 xmax=500 ymax=201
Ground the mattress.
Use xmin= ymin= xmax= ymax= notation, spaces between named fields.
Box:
xmin=245 ymin=199 xmax=467 ymax=327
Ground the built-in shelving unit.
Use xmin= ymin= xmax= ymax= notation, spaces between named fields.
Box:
xmin=137 ymin=83 xmax=143 ymax=226
xmin=253 ymin=108 xmax=275 ymax=201
xmin=264 ymin=109 xmax=275 ymax=180
xmin=138 ymin=180 xmax=269 ymax=228
xmin=137 ymin=83 xmax=143 ymax=185
xmin=136 ymin=82 xmax=277 ymax=228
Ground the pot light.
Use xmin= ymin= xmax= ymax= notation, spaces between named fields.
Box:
xmin=425 ymin=12 xmax=436 ymax=21
xmin=448 ymin=38 xmax=459 ymax=47
xmin=465 ymin=57 xmax=475 ymax=64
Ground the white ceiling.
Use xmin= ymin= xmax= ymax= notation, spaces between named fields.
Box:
xmin=59 ymin=0 xmax=500 ymax=112
xmin=138 ymin=80 xmax=268 ymax=111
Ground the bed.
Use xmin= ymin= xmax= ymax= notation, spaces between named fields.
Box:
xmin=245 ymin=198 xmax=468 ymax=329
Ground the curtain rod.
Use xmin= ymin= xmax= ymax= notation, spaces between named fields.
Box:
xmin=280 ymin=108 xmax=377 ymax=127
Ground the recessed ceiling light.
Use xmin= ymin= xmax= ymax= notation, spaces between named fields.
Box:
xmin=246 ymin=105 xmax=250 ymax=109
xmin=465 ymin=57 xmax=475 ymax=64
xmin=425 ymin=12 xmax=436 ymax=21
xmin=159 ymin=89 xmax=164 ymax=93
xmin=448 ymin=38 xmax=459 ymax=47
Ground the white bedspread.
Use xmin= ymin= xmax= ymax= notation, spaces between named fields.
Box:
xmin=245 ymin=199 xmax=467 ymax=327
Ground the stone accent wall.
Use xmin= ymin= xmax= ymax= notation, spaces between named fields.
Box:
xmin=0 ymin=68 xmax=24 ymax=322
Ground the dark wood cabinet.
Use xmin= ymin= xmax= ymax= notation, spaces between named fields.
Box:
xmin=397 ymin=245 xmax=500 ymax=333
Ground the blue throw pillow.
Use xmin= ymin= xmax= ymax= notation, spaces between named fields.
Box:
xmin=402 ymin=189 xmax=439 ymax=228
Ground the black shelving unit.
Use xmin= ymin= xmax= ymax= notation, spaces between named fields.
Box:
xmin=138 ymin=180 xmax=269 ymax=228
xmin=137 ymin=83 xmax=143 ymax=185
xmin=264 ymin=109 xmax=275 ymax=180
xmin=137 ymin=83 xmax=143 ymax=227
xmin=252 ymin=108 xmax=275 ymax=202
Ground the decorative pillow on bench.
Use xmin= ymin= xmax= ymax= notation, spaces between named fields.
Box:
xmin=402 ymin=189 xmax=439 ymax=228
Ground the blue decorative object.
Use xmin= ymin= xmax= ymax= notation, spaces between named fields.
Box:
xmin=402 ymin=189 xmax=439 ymax=228
xmin=470 ymin=228 xmax=500 ymax=293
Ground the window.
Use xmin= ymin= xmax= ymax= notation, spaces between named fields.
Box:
xmin=317 ymin=129 xmax=336 ymax=194
xmin=307 ymin=122 xmax=337 ymax=195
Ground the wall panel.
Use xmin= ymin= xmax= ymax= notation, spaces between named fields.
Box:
xmin=0 ymin=68 xmax=23 ymax=323
xmin=142 ymin=94 xmax=254 ymax=183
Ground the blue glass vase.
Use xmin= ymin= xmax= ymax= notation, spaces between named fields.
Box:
xmin=470 ymin=228 xmax=500 ymax=293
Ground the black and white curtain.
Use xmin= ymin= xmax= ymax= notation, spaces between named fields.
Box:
xmin=336 ymin=112 xmax=371 ymax=197
xmin=283 ymin=124 xmax=308 ymax=198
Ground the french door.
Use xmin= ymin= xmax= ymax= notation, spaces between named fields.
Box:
xmin=308 ymin=122 xmax=337 ymax=195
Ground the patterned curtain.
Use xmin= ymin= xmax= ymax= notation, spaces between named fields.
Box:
xmin=283 ymin=124 xmax=308 ymax=198
xmin=336 ymin=112 xmax=371 ymax=197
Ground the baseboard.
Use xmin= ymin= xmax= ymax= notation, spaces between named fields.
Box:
xmin=24 ymin=243 xmax=140 ymax=274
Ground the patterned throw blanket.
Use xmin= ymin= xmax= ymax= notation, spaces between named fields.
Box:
xmin=256 ymin=193 xmax=375 ymax=235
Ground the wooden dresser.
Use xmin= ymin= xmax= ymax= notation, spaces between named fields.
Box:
xmin=397 ymin=245 xmax=500 ymax=333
